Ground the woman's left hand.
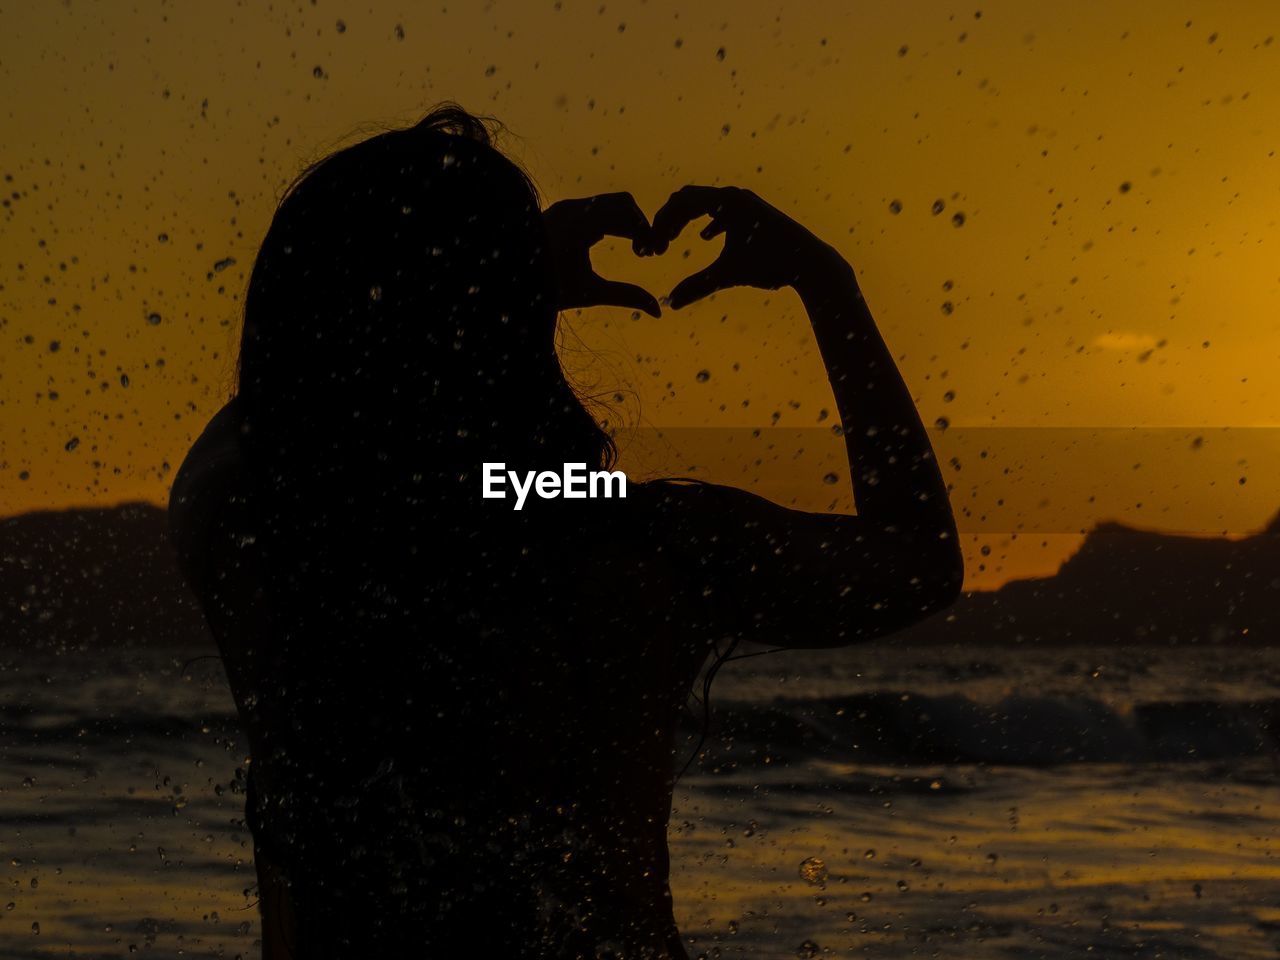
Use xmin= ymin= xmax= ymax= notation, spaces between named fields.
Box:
xmin=543 ymin=192 xmax=661 ymax=317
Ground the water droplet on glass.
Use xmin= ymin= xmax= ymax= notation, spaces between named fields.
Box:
xmin=822 ymin=472 xmax=839 ymax=485
xmin=369 ymin=285 xmax=383 ymax=302
xmin=64 ymin=437 xmax=80 ymax=452
xmin=395 ymin=24 xmax=406 ymax=40
xmin=951 ymin=211 xmax=966 ymax=227
xmin=313 ymin=66 xmax=324 ymax=79
xmin=931 ymin=199 xmax=945 ymax=215
xmin=888 ymin=199 xmax=902 ymax=215
xmin=146 ymin=312 xmax=161 ymax=326
xmin=696 ymin=369 xmax=710 ymax=382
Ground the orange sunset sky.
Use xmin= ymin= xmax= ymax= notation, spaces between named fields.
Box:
xmin=3 ymin=1 xmax=1280 ymax=587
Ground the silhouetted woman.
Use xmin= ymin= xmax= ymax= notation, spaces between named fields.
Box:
xmin=169 ymin=105 xmax=962 ymax=959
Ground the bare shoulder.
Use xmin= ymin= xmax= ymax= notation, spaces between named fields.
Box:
xmin=621 ymin=478 xmax=735 ymax=554
xmin=627 ymin=476 xmax=828 ymax=546
xmin=627 ymin=476 xmax=763 ymax=522
xmin=618 ymin=476 xmax=790 ymax=588
xmin=171 ymin=401 xmax=244 ymax=507
xmin=168 ymin=398 xmax=254 ymax=589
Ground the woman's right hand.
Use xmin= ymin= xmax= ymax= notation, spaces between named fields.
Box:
xmin=642 ymin=186 xmax=845 ymax=309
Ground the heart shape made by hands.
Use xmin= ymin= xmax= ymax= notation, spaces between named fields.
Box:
xmin=548 ymin=186 xmax=810 ymax=318
xmin=545 ymin=190 xmax=723 ymax=319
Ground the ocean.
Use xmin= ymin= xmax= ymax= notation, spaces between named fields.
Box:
xmin=3 ymin=643 xmax=1279 ymax=958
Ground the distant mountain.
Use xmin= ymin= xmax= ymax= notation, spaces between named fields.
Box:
xmin=0 ymin=502 xmax=211 ymax=651
xmin=3 ymin=503 xmax=1280 ymax=651
xmin=902 ymin=512 xmax=1280 ymax=646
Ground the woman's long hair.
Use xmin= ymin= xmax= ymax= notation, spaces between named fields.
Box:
xmin=235 ymin=104 xmax=616 ymax=539
xmin=230 ymin=100 xmax=626 ymax=784
xmin=228 ymin=110 xmax=636 ymax=946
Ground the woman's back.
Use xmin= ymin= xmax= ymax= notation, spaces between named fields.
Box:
xmin=172 ymin=399 xmax=708 ymax=957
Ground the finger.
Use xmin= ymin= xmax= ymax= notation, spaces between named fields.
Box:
xmin=649 ymin=185 xmax=730 ymax=255
xmin=583 ymin=192 xmax=654 ymax=244
xmin=668 ymin=260 xmax=731 ymax=310
xmin=589 ymin=277 xmax=662 ymax=318
xmin=699 ymin=218 xmax=727 ymax=241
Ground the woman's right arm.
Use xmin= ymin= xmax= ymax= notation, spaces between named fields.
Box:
xmin=644 ymin=186 xmax=963 ymax=648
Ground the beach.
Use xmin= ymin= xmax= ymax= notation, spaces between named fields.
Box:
xmin=3 ymin=643 xmax=1279 ymax=958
